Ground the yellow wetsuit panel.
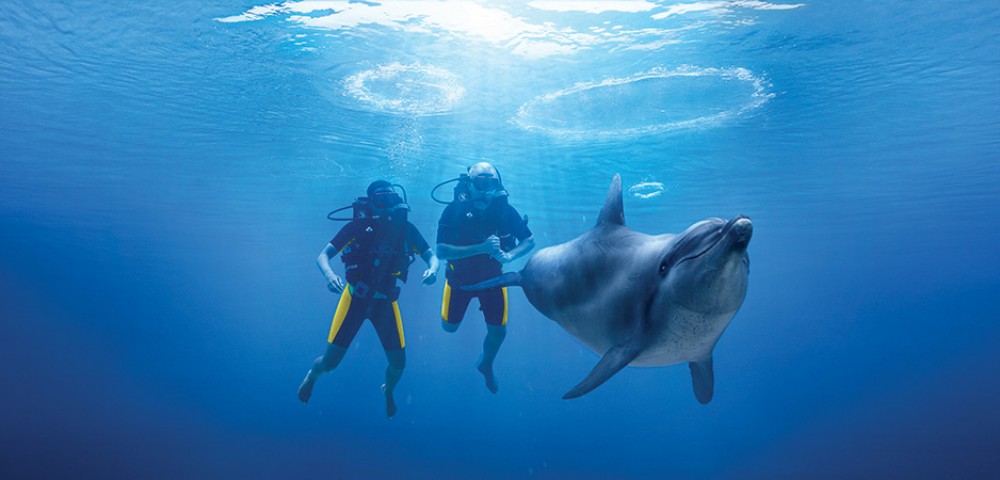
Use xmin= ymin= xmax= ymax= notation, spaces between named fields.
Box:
xmin=501 ymin=286 xmax=508 ymax=326
xmin=327 ymin=287 xmax=353 ymax=344
xmin=392 ymin=301 xmax=405 ymax=348
xmin=441 ymin=281 xmax=452 ymax=322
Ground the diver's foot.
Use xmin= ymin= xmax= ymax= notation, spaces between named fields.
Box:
xmin=477 ymin=360 xmax=499 ymax=394
xmin=381 ymin=384 xmax=397 ymax=418
xmin=297 ymin=370 xmax=317 ymax=404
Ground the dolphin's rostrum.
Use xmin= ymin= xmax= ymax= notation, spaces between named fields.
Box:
xmin=465 ymin=174 xmax=752 ymax=403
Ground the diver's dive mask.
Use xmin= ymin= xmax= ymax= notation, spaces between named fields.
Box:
xmin=370 ymin=189 xmax=404 ymax=211
xmin=366 ymin=179 xmax=409 ymax=212
xmin=469 ymin=173 xmax=507 ymax=203
xmin=471 ymin=174 xmax=501 ymax=193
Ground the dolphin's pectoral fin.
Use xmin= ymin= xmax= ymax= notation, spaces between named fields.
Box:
xmin=461 ymin=272 xmax=522 ymax=291
xmin=596 ymin=174 xmax=625 ymax=227
xmin=688 ymin=357 xmax=714 ymax=404
xmin=563 ymin=338 xmax=643 ymax=399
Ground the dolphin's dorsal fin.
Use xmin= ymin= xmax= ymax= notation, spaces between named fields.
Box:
xmin=596 ymin=174 xmax=625 ymax=227
xmin=563 ymin=336 xmax=643 ymax=399
xmin=688 ymin=357 xmax=714 ymax=404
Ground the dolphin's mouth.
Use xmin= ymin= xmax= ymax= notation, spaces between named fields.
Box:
xmin=677 ymin=215 xmax=750 ymax=264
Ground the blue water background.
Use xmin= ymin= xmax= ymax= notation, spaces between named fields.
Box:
xmin=2 ymin=1 xmax=999 ymax=478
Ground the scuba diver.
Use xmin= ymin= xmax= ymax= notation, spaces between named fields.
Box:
xmin=433 ymin=162 xmax=535 ymax=393
xmin=297 ymin=180 xmax=439 ymax=418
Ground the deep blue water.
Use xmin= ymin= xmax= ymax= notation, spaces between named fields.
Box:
xmin=2 ymin=1 xmax=999 ymax=478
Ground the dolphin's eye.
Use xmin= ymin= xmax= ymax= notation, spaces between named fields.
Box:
xmin=658 ymin=262 xmax=668 ymax=276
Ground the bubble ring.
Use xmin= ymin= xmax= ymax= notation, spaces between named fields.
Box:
xmin=513 ymin=65 xmax=772 ymax=138
xmin=628 ymin=181 xmax=666 ymax=199
xmin=343 ymin=62 xmax=466 ymax=116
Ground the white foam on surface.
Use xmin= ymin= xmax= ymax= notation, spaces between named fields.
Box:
xmin=527 ymin=1 xmax=659 ymax=14
xmin=652 ymin=1 xmax=804 ymax=20
xmin=216 ymin=1 xmax=804 ymax=57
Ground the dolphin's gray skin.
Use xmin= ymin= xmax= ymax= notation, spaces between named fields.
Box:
xmin=466 ymin=174 xmax=752 ymax=403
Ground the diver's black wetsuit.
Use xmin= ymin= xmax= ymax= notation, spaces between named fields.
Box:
xmin=437 ymin=199 xmax=531 ymax=326
xmin=324 ymin=218 xmax=428 ymax=350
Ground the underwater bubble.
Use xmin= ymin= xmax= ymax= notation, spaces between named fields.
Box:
xmin=628 ymin=181 xmax=666 ymax=199
xmin=343 ymin=62 xmax=466 ymax=116
xmin=513 ymin=65 xmax=772 ymax=139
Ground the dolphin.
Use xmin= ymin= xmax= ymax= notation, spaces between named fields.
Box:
xmin=465 ymin=174 xmax=752 ymax=403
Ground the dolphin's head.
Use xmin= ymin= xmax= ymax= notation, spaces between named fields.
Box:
xmin=651 ymin=215 xmax=752 ymax=317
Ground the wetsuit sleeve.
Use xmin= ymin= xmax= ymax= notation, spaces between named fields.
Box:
xmin=406 ymin=221 xmax=431 ymax=256
xmin=437 ymin=204 xmax=460 ymax=245
xmin=505 ymin=204 xmax=532 ymax=240
xmin=330 ymin=221 xmax=360 ymax=252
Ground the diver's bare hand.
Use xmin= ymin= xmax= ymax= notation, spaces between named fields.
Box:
xmin=482 ymin=235 xmax=501 ymax=255
xmin=421 ymin=268 xmax=437 ymax=285
xmin=327 ymin=275 xmax=346 ymax=293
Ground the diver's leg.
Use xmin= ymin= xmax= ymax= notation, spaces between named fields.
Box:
xmin=298 ymin=290 xmax=364 ymax=404
xmin=476 ymin=287 xmax=508 ymax=394
xmin=373 ymin=300 xmax=406 ymax=418
xmin=477 ymin=324 xmax=506 ymax=394
xmin=298 ymin=343 xmax=348 ymax=403
xmin=441 ymin=319 xmax=460 ymax=333
xmin=382 ymin=349 xmax=405 ymax=419
xmin=441 ymin=281 xmax=473 ymax=333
